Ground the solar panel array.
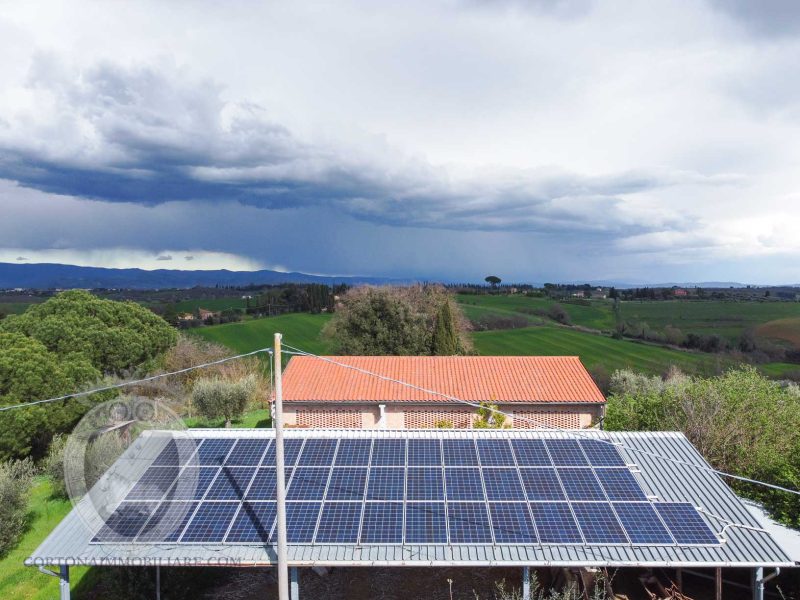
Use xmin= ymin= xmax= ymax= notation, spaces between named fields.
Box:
xmin=92 ymin=436 xmax=720 ymax=546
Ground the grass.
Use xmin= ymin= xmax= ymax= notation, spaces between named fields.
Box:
xmin=472 ymin=325 xmax=722 ymax=376
xmin=183 ymin=408 xmax=271 ymax=428
xmin=0 ymin=301 xmax=42 ymax=315
xmin=456 ymin=294 xmax=616 ymax=331
xmin=0 ymin=478 xmax=95 ymax=600
xmin=190 ymin=312 xmax=332 ymax=355
xmin=619 ymin=299 xmax=800 ymax=343
xmin=755 ymin=317 xmax=800 ymax=348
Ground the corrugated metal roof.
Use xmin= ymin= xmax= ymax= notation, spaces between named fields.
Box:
xmin=282 ymin=356 xmax=605 ymax=404
xmin=27 ymin=429 xmax=796 ymax=568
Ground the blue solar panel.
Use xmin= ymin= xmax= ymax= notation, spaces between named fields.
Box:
xmin=298 ymin=439 xmax=338 ymax=466
xmin=151 ymin=438 xmax=200 ymax=466
xmin=572 ymin=502 xmax=628 ymax=544
xmin=655 ymin=503 xmax=719 ymax=545
xmin=261 ymin=439 xmax=304 ymax=466
xmin=371 ymin=439 xmax=406 ymax=466
xmin=448 ymin=502 xmax=492 ymax=543
xmin=316 ymin=502 xmax=362 ymax=543
xmin=286 ymin=467 xmax=330 ymax=500
xmin=127 ymin=466 xmax=179 ymax=500
xmin=136 ymin=501 xmax=198 ymax=542
xmin=360 ymin=502 xmax=403 ymax=543
xmin=407 ymin=439 xmax=441 ymax=466
xmin=366 ymin=468 xmax=405 ymax=500
xmin=444 ymin=468 xmax=485 ymax=501
xmin=489 ymin=502 xmax=537 ymax=543
xmin=595 ymin=468 xmax=647 ymax=501
xmin=482 ymin=469 xmax=525 ymax=501
xmin=205 ymin=466 xmax=257 ymax=500
xmin=167 ymin=466 xmax=219 ymax=500
xmin=519 ymin=468 xmax=565 ymax=501
xmin=545 ymin=439 xmax=589 ymax=466
xmin=442 ymin=439 xmax=479 ymax=466
xmin=476 ymin=439 xmax=515 ymax=466
xmin=558 ymin=468 xmax=606 ymax=501
xmin=245 ymin=468 xmax=293 ymax=500
xmin=580 ymin=440 xmax=626 ymax=467
xmin=407 ymin=468 xmax=444 ymax=501
xmin=225 ymin=439 xmax=270 ymax=466
xmin=511 ymin=439 xmax=551 ymax=466
xmin=93 ymin=501 xmax=159 ymax=542
xmin=225 ymin=501 xmax=276 ymax=543
xmin=279 ymin=502 xmax=322 ymax=543
xmin=180 ymin=501 xmax=239 ymax=542
xmin=529 ymin=502 xmax=582 ymax=543
xmin=405 ymin=502 xmax=447 ymax=543
xmin=326 ymin=468 xmax=367 ymax=500
xmin=614 ymin=503 xmax=674 ymax=544
xmin=334 ymin=439 xmax=372 ymax=466
xmin=196 ymin=439 xmax=235 ymax=465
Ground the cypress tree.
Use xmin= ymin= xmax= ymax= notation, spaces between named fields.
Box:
xmin=432 ymin=300 xmax=459 ymax=355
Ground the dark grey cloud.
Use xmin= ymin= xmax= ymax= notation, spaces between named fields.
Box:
xmin=709 ymin=0 xmax=800 ymax=37
xmin=0 ymin=59 xmax=730 ymax=237
xmin=16 ymin=256 xmax=28 ymax=261
xmin=184 ymin=255 xmax=195 ymax=261
xmin=156 ymin=255 xmax=172 ymax=261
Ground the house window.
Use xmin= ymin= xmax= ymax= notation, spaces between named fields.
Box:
xmin=296 ymin=409 xmax=363 ymax=428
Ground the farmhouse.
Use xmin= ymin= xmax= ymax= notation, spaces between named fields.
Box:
xmin=280 ymin=355 xmax=605 ymax=429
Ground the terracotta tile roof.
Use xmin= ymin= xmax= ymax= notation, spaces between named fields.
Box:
xmin=282 ymin=356 xmax=605 ymax=404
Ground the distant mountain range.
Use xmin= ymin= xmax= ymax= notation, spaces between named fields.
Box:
xmin=0 ymin=262 xmax=792 ymax=291
xmin=0 ymin=262 xmax=404 ymax=290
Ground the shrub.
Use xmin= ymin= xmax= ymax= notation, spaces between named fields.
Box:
xmin=192 ymin=375 xmax=257 ymax=427
xmin=0 ymin=458 xmax=36 ymax=558
xmin=547 ymin=303 xmax=572 ymax=325
xmin=45 ymin=431 xmax=127 ymax=498
xmin=44 ymin=434 xmax=68 ymax=498
xmin=473 ymin=402 xmax=507 ymax=429
xmin=606 ymin=366 xmax=800 ymax=526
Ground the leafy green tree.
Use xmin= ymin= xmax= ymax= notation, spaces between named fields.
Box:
xmin=1 ymin=290 xmax=176 ymax=375
xmin=192 ymin=375 xmax=256 ymax=427
xmin=432 ymin=300 xmax=460 ymax=355
xmin=606 ymin=367 xmax=800 ymax=526
xmin=473 ymin=402 xmax=507 ymax=429
xmin=324 ymin=287 xmax=430 ymax=355
xmin=324 ymin=285 xmax=471 ymax=356
xmin=484 ymin=275 xmax=501 ymax=289
xmin=0 ymin=458 xmax=36 ymax=558
xmin=0 ymin=332 xmax=99 ymax=459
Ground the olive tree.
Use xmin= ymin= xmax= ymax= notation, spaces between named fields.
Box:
xmin=192 ymin=375 xmax=257 ymax=427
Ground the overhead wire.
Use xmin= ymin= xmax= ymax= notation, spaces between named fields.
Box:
xmin=280 ymin=342 xmax=800 ymax=499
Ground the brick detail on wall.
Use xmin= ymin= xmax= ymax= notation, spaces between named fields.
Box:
xmin=296 ymin=408 xmax=363 ymax=428
xmin=512 ymin=410 xmax=582 ymax=429
xmin=403 ymin=409 xmax=474 ymax=429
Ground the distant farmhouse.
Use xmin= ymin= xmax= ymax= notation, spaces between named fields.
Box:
xmin=280 ymin=356 xmax=605 ymax=429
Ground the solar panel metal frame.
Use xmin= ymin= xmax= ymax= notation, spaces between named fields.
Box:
xmin=90 ymin=434 xmax=725 ymax=549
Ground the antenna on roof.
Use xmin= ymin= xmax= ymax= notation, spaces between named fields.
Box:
xmin=273 ymin=333 xmax=289 ymax=600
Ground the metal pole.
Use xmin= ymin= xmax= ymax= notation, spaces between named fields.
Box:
xmin=715 ymin=567 xmax=722 ymax=600
xmin=522 ymin=566 xmax=530 ymax=600
xmin=290 ymin=567 xmax=299 ymax=600
xmin=59 ymin=565 xmax=70 ymax=600
xmin=156 ymin=565 xmax=161 ymax=600
xmin=753 ymin=567 xmax=764 ymax=600
xmin=274 ymin=333 xmax=289 ymax=600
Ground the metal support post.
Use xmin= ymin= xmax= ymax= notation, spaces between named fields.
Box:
xmin=274 ymin=333 xmax=289 ymax=600
xmin=156 ymin=565 xmax=161 ymax=600
xmin=522 ymin=566 xmax=530 ymax=600
xmin=59 ymin=564 xmax=70 ymax=600
xmin=715 ymin=567 xmax=722 ymax=600
xmin=290 ymin=567 xmax=299 ymax=600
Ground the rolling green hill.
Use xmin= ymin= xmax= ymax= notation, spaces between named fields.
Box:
xmin=472 ymin=325 xmax=721 ymax=376
xmin=191 ymin=312 xmax=332 ymax=354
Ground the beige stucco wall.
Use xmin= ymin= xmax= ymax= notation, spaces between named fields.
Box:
xmin=283 ymin=402 xmax=603 ymax=429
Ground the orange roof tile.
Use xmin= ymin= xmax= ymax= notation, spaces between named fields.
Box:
xmin=282 ymin=356 xmax=605 ymax=404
